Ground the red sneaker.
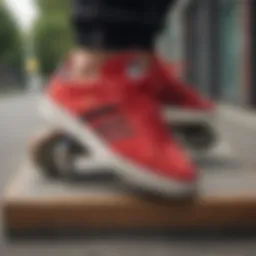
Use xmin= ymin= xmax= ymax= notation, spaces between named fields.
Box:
xmin=134 ymin=56 xmax=217 ymax=151
xmin=148 ymin=57 xmax=214 ymax=108
xmin=40 ymin=52 xmax=197 ymax=197
xmin=145 ymin=57 xmax=215 ymax=121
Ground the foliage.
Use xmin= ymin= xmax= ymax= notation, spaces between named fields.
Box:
xmin=0 ymin=1 xmax=24 ymax=74
xmin=33 ymin=0 xmax=73 ymax=76
xmin=36 ymin=0 xmax=71 ymax=15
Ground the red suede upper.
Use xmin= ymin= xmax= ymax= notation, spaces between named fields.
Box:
xmin=45 ymin=52 xmax=204 ymax=183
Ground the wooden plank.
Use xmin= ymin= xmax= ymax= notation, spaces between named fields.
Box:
xmin=3 ymin=155 xmax=256 ymax=235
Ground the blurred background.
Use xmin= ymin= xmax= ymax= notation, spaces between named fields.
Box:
xmin=1 ymin=0 xmax=255 ymax=107
xmin=1 ymin=0 xmax=256 ymax=255
xmin=158 ymin=0 xmax=254 ymax=107
xmin=0 ymin=0 xmax=73 ymax=93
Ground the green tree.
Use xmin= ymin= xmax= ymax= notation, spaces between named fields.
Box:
xmin=36 ymin=0 xmax=71 ymax=15
xmin=33 ymin=0 xmax=73 ymax=76
xmin=0 ymin=1 xmax=24 ymax=76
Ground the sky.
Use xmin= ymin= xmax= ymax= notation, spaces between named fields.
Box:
xmin=4 ymin=0 xmax=37 ymax=31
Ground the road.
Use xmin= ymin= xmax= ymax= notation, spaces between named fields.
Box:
xmin=1 ymin=93 xmax=256 ymax=256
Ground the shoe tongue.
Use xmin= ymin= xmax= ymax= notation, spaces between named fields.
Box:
xmin=101 ymin=52 xmax=151 ymax=79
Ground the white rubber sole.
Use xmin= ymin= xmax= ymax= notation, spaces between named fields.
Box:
xmin=39 ymin=96 xmax=196 ymax=197
xmin=163 ymin=107 xmax=215 ymax=124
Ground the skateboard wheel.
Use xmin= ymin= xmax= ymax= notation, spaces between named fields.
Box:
xmin=30 ymin=130 xmax=85 ymax=178
xmin=183 ymin=123 xmax=216 ymax=150
xmin=173 ymin=123 xmax=216 ymax=150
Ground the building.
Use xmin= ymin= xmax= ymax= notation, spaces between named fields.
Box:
xmin=159 ymin=0 xmax=255 ymax=107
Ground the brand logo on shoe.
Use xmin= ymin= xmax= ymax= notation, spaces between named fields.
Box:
xmin=126 ymin=59 xmax=148 ymax=79
xmin=80 ymin=105 xmax=133 ymax=141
